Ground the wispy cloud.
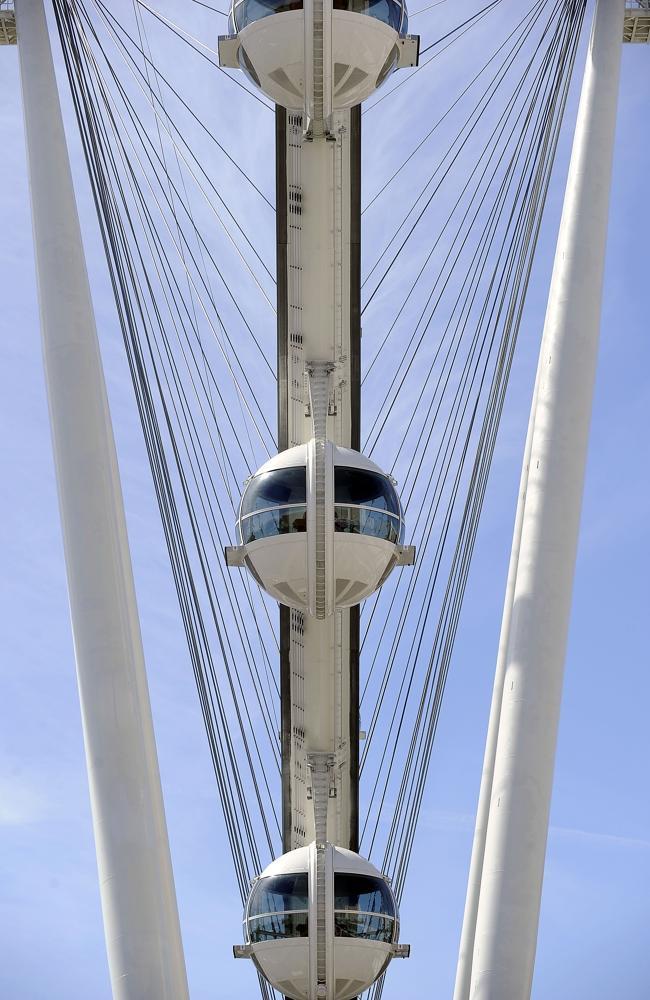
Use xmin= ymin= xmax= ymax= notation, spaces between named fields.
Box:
xmin=0 ymin=774 xmax=48 ymax=826
xmin=417 ymin=808 xmax=650 ymax=852
xmin=549 ymin=824 xmax=650 ymax=852
xmin=418 ymin=807 xmax=475 ymax=834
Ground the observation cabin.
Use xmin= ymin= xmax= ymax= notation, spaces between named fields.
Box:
xmin=226 ymin=443 xmax=414 ymax=616
xmin=234 ymin=844 xmax=409 ymax=1000
xmin=218 ymin=0 xmax=419 ymax=110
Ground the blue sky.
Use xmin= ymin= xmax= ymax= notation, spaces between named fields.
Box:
xmin=0 ymin=2 xmax=649 ymax=998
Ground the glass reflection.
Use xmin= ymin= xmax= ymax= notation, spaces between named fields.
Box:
xmin=249 ymin=912 xmax=309 ymax=942
xmin=334 ymin=913 xmax=395 ymax=942
xmin=249 ymin=874 xmax=309 ymax=915
xmin=334 ymin=0 xmax=405 ymax=32
xmin=334 ymin=468 xmax=401 ymax=517
xmin=334 ymin=874 xmax=396 ymax=916
xmin=231 ymin=0 xmax=406 ymax=34
xmin=334 ymin=506 xmax=401 ymax=544
xmin=241 ymin=467 xmax=306 ymax=517
xmin=240 ymin=505 xmax=307 ymax=543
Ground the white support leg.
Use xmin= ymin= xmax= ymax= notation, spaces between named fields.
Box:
xmin=465 ymin=2 xmax=624 ymax=997
xmin=453 ymin=363 xmax=541 ymax=1000
xmin=15 ymin=2 xmax=189 ymax=996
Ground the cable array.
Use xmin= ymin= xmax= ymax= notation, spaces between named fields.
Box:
xmin=52 ymin=9 xmax=282 ymax=993
xmin=49 ymin=3 xmax=589 ymax=999
xmin=359 ymin=3 xmax=587 ymax=993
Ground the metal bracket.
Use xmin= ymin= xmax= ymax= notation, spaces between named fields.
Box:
xmin=218 ymin=34 xmax=240 ymax=67
xmin=392 ymin=943 xmax=411 ymax=959
xmin=396 ymin=544 xmax=416 ymax=566
xmin=307 ymin=752 xmax=335 ymax=844
xmin=306 ymin=362 xmax=337 ymax=441
xmin=224 ymin=544 xmax=246 ymax=567
xmin=396 ymin=35 xmax=420 ymax=68
xmin=233 ymin=944 xmax=252 ymax=959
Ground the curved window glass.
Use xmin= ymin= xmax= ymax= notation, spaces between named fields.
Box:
xmin=333 ymin=874 xmax=397 ymax=943
xmin=334 ymin=505 xmax=401 ymax=544
xmin=334 ymin=913 xmax=394 ymax=942
xmin=334 ymin=874 xmax=395 ymax=916
xmin=334 ymin=468 xmax=403 ymax=543
xmin=230 ymin=0 xmax=301 ymax=33
xmin=334 ymin=468 xmax=401 ymax=517
xmin=249 ymin=874 xmax=309 ymax=915
xmin=249 ymin=912 xmax=309 ymax=942
xmin=240 ymin=506 xmax=307 ymax=544
xmin=231 ymin=0 xmax=406 ymax=35
xmin=334 ymin=0 xmax=406 ymax=33
xmin=242 ymin=467 xmax=306 ymax=517
xmin=245 ymin=872 xmax=396 ymax=944
xmin=246 ymin=874 xmax=309 ymax=943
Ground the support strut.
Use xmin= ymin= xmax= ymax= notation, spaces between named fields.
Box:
xmin=457 ymin=2 xmax=625 ymax=996
xmin=14 ymin=2 xmax=188 ymax=996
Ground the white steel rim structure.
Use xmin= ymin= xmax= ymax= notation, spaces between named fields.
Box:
xmin=6 ymin=0 xmax=643 ymax=996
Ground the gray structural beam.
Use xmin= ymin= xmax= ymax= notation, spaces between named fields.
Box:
xmin=14 ymin=1 xmax=188 ymax=996
xmin=456 ymin=1 xmax=625 ymax=997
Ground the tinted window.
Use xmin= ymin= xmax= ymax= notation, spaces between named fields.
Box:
xmin=249 ymin=873 xmax=309 ymax=915
xmin=249 ymin=912 xmax=309 ymax=942
xmin=333 ymin=874 xmax=395 ymax=917
xmin=240 ymin=506 xmax=307 ymax=544
xmin=231 ymin=0 xmax=302 ymax=32
xmin=334 ymin=0 xmax=405 ymax=32
xmin=242 ymin=468 xmax=306 ymax=516
xmin=334 ymin=506 xmax=401 ymax=544
xmin=231 ymin=0 xmax=406 ymax=33
xmin=334 ymin=468 xmax=400 ymax=517
xmin=334 ymin=912 xmax=395 ymax=942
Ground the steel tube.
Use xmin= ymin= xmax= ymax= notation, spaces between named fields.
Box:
xmin=453 ymin=361 xmax=541 ymax=1000
xmin=467 ymin=2 xmax=624 ymax=996
xmin=16 ymin=1 xmax=189 ymax=996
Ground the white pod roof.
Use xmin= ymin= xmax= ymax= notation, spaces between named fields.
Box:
xmin=257 ymin=843 xmax=386 ymax=878
xmin=250 ymin=443 xmax=387 ymax=475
